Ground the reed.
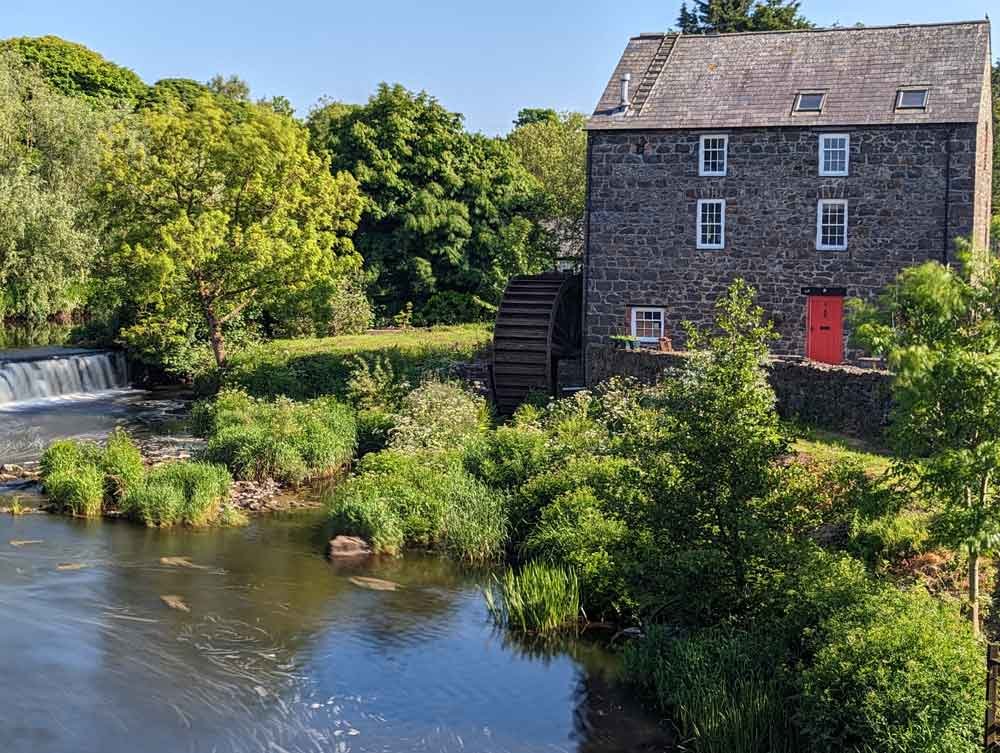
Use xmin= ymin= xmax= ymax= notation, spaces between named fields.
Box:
xmin=484 ymin=562 xmax=580 ymax=634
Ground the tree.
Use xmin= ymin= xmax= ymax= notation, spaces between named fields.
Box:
xmin=513 ymin=108 xmax=558 ymax=128
xmin=0 ymin=51 xmax=111 ymax=320
xmin=207 ymin=74 xmax=250 ymax=102
xmin=851 ymin=244 xmax=1000 ymax=635
xmin=307 ymin=84 xmax=549 ymax=318
xmin=508 ymin=111 xmax=587 ymax=261
xmin=675 ymin=0 xmax=812 ymax=33
xmin=0 ymin=36 xmax=147 ymax=106
xmin=93 ymin=95 xmax=363 ymax=367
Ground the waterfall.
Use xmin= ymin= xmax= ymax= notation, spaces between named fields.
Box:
xmin=0 ymin=350 xmax=130 ymax=405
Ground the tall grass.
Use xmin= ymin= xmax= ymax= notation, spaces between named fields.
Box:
xmin=195 ymin=390 xmax=357 ymax=485
xmin=622 ymin=627 xmax=796 ymax=753
xmin=484 ymin=562 xmax=580 ymax=633
xmin=122 ymin=461 xmax=232 ymax=527
xmin=45 ymin=465 xmax=105 ymax=517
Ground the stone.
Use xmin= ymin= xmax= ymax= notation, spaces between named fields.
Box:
xmin=327 ymin=536 xmax=372 ymax=558
xmin=349 ymin=576 xmax=401 ymax=592
xmin=160 ymin=595 xmax=190 ymax=612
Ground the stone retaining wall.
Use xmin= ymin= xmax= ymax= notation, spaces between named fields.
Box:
xmin=588 ymin=345 xmax=893 ymax=439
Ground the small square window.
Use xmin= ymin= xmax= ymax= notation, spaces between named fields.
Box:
xmin=816 ymin=199 xmax=848 ymax=251
xmin=896 ymin=89 xmax=928 ymax=109
xmin=795 ymin=93 xmax=825 ymax=112
xmin=631 ymin=307 xmax=665 ymax=344
xmin=699 ymin=135 xmax=728 ymax=176
xmin=819 ymin=134 xmax=849 ymax=176
xmin=697 ymin=199 xmax=726 ymax=250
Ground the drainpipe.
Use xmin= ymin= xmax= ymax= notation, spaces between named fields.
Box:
xmin=582 ymin=132 xmax=593 ymax=385
xmin=942 ymin=127 xmax=954 ymax=265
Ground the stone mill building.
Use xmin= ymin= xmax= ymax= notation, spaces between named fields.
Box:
xmin=583 ymin=20 xmax=994 ymax=374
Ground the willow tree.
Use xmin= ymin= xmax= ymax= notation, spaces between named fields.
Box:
xmin=94 ymin=94 xmax=363 ymax=366
xmin=851 ymin=238 xmax=1000 ymax=635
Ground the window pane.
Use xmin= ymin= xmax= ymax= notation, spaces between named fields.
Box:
xmin=634 ymin=310 xmax=663 ymax=340
xmin=701 ymin=137 xmax=726 ymax=174
xmin=699 ymin=201 xmax=723 ymax=246
xmin=898 ymin=90 xmax=927 ymax=108
xmin=820 ymin=202 xmax=846 ymax=248
xmin=822 ymin=136 xmax=847 ymax=174
xmin=796 ymin=93 xmax=824 ymax=111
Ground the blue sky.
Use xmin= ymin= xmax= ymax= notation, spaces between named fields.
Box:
xmin=5 ymin=1 xmax=997 ymax=134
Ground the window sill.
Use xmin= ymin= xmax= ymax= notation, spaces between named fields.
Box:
xmin=816 ymin=245 xmax=848 ymax=252
xmin=819 ymin=171 xmax=848 ymax=177
xmin=697 ymin=244 xmax=725 ymax=251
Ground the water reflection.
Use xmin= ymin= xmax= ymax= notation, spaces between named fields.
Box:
xmin=0 ymin=513 xmax=669 ymax=753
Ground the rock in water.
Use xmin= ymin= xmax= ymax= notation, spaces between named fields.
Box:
xmin=160 ymin=595 xmax=190 ymax=612
xmin=9 ymin=540 xmax=43 ymax=547
xmin=327 ymin=536 xmax=372 ymax=558
xmin=349 ymin=576 xmax=401 ymax=592
xmin=56 ymin=563 xmax=86 ymax=571
xmin=160 ymin=556 xmax=208 ymax=569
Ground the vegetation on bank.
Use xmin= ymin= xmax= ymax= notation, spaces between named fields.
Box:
xmin=39 ymin=430 xmax=243 ymax=527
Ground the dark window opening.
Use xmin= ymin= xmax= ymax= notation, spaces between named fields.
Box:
xmin=795 ymin=93 xmax=825 ymax=112
xmin=896 ymin=89 xmax=928 ymax=109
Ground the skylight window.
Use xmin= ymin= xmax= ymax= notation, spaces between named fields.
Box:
xmin=896 ymin=89 xmax=928 ymax=110
xmin=795 ymin=93 xmax=825 ymax=113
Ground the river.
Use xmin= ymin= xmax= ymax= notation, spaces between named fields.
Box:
xmin=0 ymin=346 xmax=670 ymax=753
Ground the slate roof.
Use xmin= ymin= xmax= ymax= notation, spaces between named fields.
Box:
xmin=588 ymin=21 xmax=991 ymax=130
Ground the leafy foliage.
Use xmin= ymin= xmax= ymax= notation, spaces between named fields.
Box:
xmin=308 ymin=84 xmax=551 ymax=318
xmin=676 ymin=0 xmax=813 ymax=33
xmin=0 ymin=36 xmax=146 ymax=105
xmin=92 ymin=93 xmax=364 ymax=366
xmin=194 ymin=389 xmax=357 ymax=485
xmin=388 ymin=380 xmax=489 ymax=452
xmin=484 ymin=562 xmax=580 ymax=633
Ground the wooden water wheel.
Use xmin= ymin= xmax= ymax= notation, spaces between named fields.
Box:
xmin=491 ymin=272 xmax=582 ymax=415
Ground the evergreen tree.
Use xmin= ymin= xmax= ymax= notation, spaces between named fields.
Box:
xmin=676 ymin=0 xmax=812 ymax=33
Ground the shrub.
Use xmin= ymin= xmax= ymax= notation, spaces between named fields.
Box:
xmin=122 ymin=461 xmax=232 ymax=527
xmin=197 ymin=391 xmax=357 ymax=484
xmin=40 ymin=439 xmax=101 ymax=478
xmin=389 ymin=380 xmax=489 ymax=452
xmin=345 ymin=354 xmax=410 ymax=410
xmin=45 ymin=465 xmax=105 ymax=517
xmin=463 ymin=424 xmax=552 ymax=489
xmin=484 ymin=562 xmax=580 ymax=633
xmin=849 ymin=510 xmax=931 ymax=570
xmin=523 ymin=487 xmax=630 ymax=618
xmin=623 ymin=627 xmax=796 ymax=753
xmin=325 ymin=449 xmax=507 ymax=561
xmin=414 ymin=291 xmax=494 ymax=326
xmin=798 ymin=586 xmax=984 ymax=753
xmin=101 ymin=428 xmax=145 ymax=502
xmin=355 ymin=408 xmax=396 ymax=456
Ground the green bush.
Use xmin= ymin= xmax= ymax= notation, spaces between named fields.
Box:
xmin=197 ymin=390 xmax=357 ymax=484
xmin=325 ymin=449 xmax=507 ymax=561
xmin=463 ymin=424 xmax=552 ymax=489
xmin=484 ymin=562 xmax=580 ymax=633
xmin=40 ymin=439 xmax=101 ymax=478
xmin=100 ymin=428 xmax=145 ymax=502
xmin=849 ymin=510 xmax=931 ymax=570
xmin=798 ymin=586 xmax=984 ymax=753
xmin=122 ymin=461 xmax=232 ymax=527
xmin=355 ymin=408 xmax=396 ymax=455
xmin=45 ymin=465 xmax=105 ymax=517
xmin=414 ymin=291 xmax=494 ymax=326
xmin=623 ymin=627 xmax=796 ymax=753
xmin=389 ymin=379 xmax=489 ymax=452
xmin=522 ymin=486 xmax=630 ymax=618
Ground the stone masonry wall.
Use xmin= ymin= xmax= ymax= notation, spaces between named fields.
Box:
xmin=584 ymin=124 xmax=982 ymax=375
xmin=588 ymin=344 xmax=893 ymax=440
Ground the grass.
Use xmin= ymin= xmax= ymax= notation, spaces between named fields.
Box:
xmin=195 ymin=390 xmax=357 ymax=485
xmin=122 ymin=461 xmax=233 ymax=527
xmin=792 ymin=428 xmax=893 ymax=476
xmin=325 ymin=449 xmax=508 ymax=562
xmin=211 ymin=324 xmax=491 ymax=400
xmin=484 ymin=562 xmax=581 ymax=633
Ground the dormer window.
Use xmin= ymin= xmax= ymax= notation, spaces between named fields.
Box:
xmin=896 ymin=89 xmax=928 ymax=110
xmin=795 ymin=93 xmax=825 ymax=113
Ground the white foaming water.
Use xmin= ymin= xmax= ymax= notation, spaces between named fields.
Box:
xmin=0 ymin=351 xmax=129 ymax=406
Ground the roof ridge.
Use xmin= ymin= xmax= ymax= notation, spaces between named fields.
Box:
xmin=629 ymin=18 xmax=989 ymax=41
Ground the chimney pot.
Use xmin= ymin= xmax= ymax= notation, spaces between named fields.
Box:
xmin=620 ymin=73 xmax=632 ymax=108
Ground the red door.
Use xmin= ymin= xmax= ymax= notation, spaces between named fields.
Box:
xmin=806 ymin=295 xmax=843 ymax=364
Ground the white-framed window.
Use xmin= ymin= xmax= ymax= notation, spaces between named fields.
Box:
xmin=896 ymin=89 xmax=928 ymax=110
xmin=819 ymin=134 xmax=849 ymax=176
xmin=699 ymin=134 xmax=728 ymax=176
xmin=696 ymin=199 xmax=726 ymax=249
xmin=631 ymin=307 xmax=665 ymax=344
xmin=816 ymin=199 xmax=848 ymax=251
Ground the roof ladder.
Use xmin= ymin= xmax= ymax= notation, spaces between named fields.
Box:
xmin=631 ymin=34 xmax=677 ymax=114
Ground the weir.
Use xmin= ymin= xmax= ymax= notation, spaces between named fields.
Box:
xmin=0 ymin=349 xmax=129 ymax=405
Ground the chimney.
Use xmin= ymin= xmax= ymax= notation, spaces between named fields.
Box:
xmin=620 ymin=73 xmax=631 ymax=108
